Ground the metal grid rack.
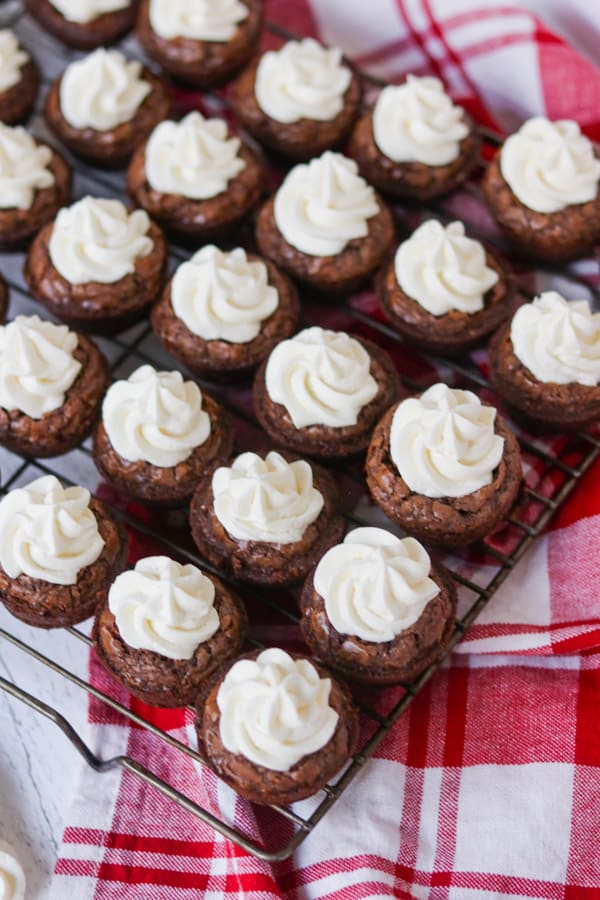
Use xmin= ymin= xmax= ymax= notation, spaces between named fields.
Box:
xmin=0 ymin=5 xmax=599 ymax=863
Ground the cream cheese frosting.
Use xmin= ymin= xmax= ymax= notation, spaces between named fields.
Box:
xmin=394 ymin=220 xmax=499 ymax=316
xmin=499 ymin=117 xmax=600 ymax=214
xmin=108 ymin=556 xmax=220 ymax=660
xmin=49 ymin=0 xmax=130 ymax=24
xmin=389 ymin=383 xmax=504 ymax=498
xmin=102 ymin=365 xmax=211 ymax=468
xmin=49 ymin=196 xmax=153 ymax=285
xmin=373 ymin=75 xmax=468 ymax=166
xmin=265 ymin=326 xmax=378 ymax=428
xmin=0 ymin=124 xmax=55 ymax=210
xmin=273 ymin=151 xmax=379 ymax=256
xmin=255 ymin=38 xmax=352 ymax=124
xmin=0 ymin=315 xmax=81 ymax=419
xmin=510 ymin=291 xmax=600 ymax=386
xmin=0 ymin=475 xmax=104 ymax=585
xmin=59 ymin=48 xmax=151 ymax=131
xmin=148 ymin=0 xmax=249 ymax=41
xmin=171 ymin=245 xmax=278 ymax=343
xmin=217 ymin=647 xmax=338 ymax=771
xmin=0 ymin=840 xmax=26 ymax=900
xmin=314 ymin=527 xmax=439 ymax=642
xmin=144 ymin=112 xmax=246 ymax=200
xmin=212 ymin=450 xmax=323 ymax=544
xmin=0 ymin=30 xmax=28 ymax=93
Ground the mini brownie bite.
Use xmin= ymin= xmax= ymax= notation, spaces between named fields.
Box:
xmin=482 ymin=117 xmax=600 ymax=263
xmin=190 ymin=450 xmax=345 ymax=586
xmin=152 ymin=245 xmax=300 ymax=379
xmin=366 ymin=383 xmax=522 ymax=548
xmin=256 ymin=151 xmax=394 ymax=294
xmin=196 ymin=647 xmax=359 ymax=805
xmin=0 ymin=30 xmax=39 ymax=126
xmin=25 ymin=196 xmax=167 ymax=333
xmin=127 ymin=111 xmax=264 ymax=241
xmin=0 ymin=315 xmax=109 ymax=457
xmin=44 ymin=48 xmax=170 ymax=168
xmin=254 ymin=326 xmax=400 ymax=458
xmin=0 ymin=475 xmax=127 ymax=628
xmin=25 ymin=0 xmax=139 ymax=50
xmin=489 ymin=291 xmax=600 ymax=431
xmin=136 ymin=0 xmax=263 ymax=89
xmin=0 ymin=124 xmax=72 ymax=251
xmin=230 ymin=38 xmax=361 ymax=161
xmin=93 ymin=555 xmax=247 ymax=707
xmin=378 ymin=220 xmax=513 ymax=356
xmin=348 ymin=75 xmax=480 ymax=201
xmin=93 ymin=364 xmax=234 ymax=506
xmin=301 ymin=527 xmax=456 ymax=685
xmin=0 ymin=274 xmax=8 ymax=322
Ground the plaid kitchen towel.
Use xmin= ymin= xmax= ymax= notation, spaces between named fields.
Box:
xmin=49 ymin=1 xmax=600 ymax=898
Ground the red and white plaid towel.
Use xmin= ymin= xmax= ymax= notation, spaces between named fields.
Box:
xmin=50 ymin=2 xmax=600 ymax=898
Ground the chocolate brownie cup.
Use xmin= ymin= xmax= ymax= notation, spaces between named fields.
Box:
xmin=254 ymin=326 xmax=401 ymax=458
xmin=127 ymin=111 xmax=264 ymax=241
xmin=0 ymin=30 xmax=39 ymax=126
xmin=0 ymin=125 xmax=72 ymax=251
xmin=366 ymin=383 xmax=522 ymax=548
xmin=93 ymin=365 xmax=234 ymax=506
xmin=190 ymin=450 xmax=345 ymax=586
xmin=488 ymin=291 xmax=600 ymax=431
xmin=0 ymin=475 xmax=127 ymax=628
xmin=44 ymin=48 xmax=170 ymax=168
xmin=348 ymin=75 xmax=480 ymax=201
xmin=136 ymin=0 xmax=263 ymax=89
xmin=301 ymin=527 xmax=456 ymax=685
xmin=230 ymin=38 xmax=361 ymax=161
xmin=482 ymin=117 xmax=600 ymax=263
xmin=152 ymin=246 xmax=300 ymax=379
xmin=378 ymin=220 xmax=513 ymax=356
xmin=196 ymin=647 xmax=359 ymax=805
xmin=0 ymin=315 xmax=109 ymax=458
xmin=93 ymin=556 xmax=247 ymax=707
xmin=25 ymin=0 xmax=139 ymax=50
xmin=24 ymin=196 xmax=167 ymax=333
xmin=256 ymin=151 xmax=394 ymax=295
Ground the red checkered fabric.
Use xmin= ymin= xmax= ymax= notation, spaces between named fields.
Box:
xmin=51 ymin=2 xmax=600 ymax=898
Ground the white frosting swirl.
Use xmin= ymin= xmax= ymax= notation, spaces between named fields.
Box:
xmin=314 ymin=527 xmax=439 ymax=642
xmin=217 ymin=648 xmax=338 ymax=772
xmin=108 ymin=556 xmax=220 ymax=660
xmin=59 ymin=48 xmax=151 ymax=131
xmin=103 ymin=365 xmax=211 ymax=468
xmin=0 ymin=840 xmax=26 ymax=900
xmin=373 ymin=76 xmax=468 ymax=166
xmin=49 ymin=0 xmax=130 ymax=24
xmin=0 ymin=30 xmax=28 ymax=94
xmin=265 ymin=326 xmax=378 ymax=428
xmin=49 ymin=197 xmax=153 ymax=285
xmin=0 ymin=316 xmax=81 ymax=419
xmin=500 ymin=117 xmax=600 ymax=213
xmin=395 ymin=220 xmax=499 ymax=316
xmin=148 ymin=0 xmax=248 ymax=41
xmin=0 ymin=125 xmax=55 ymax=211
xmin=0 ymin=475 xmax=104 ymax=585
xmin=274 ymin=151 xmax=379 ymax=256
xmin=255 ymin=38 xmax=352 ymax=124
xmin=144 ymin=112 xmax=246 ymax=200
xmin=212 ymin=450 xmax=323 ymax=544
xmin=172 ymin=246 xmax=278 ymax=343
xmin=511 ymin=291 xmax=600 ymax=386
xmin=390 ymin=383 xmax=504 ymax=498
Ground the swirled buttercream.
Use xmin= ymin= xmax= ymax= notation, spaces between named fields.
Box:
xmin=0 ymin=840 xmax=26 ymax=900
xmin=0 ymin=124 xmax=55 ymax=210
xmin=49 ymin=0 xmax=130 ymax=24
xmin=148 ymin=0 xmax=248 ymax=41
xmin=0 ymin=30 xmax=28 ymax=93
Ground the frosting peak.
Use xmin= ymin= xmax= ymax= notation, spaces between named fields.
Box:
xmin=49 ymin=0 xmax=130 ymax=24
xmin=390 ymin=383 xmax=504 ymax=498
xmin=0 ymin=125 xmax=55 ymax=211
xmin=0 ymin=839 xmax=26 ymax=900
xmin=274 ymin=151 xmax=379 ymax=256
xmin=0 ymin=30 xmax=28 ymax=93
xmin=148 ymin=0 xmax=249 ymax=41
xmin=511 ymin=291 xmax=600 ymax=386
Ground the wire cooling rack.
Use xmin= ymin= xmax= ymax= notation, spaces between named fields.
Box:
xmin=0 ymin=5 xmax=599 ymax=863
